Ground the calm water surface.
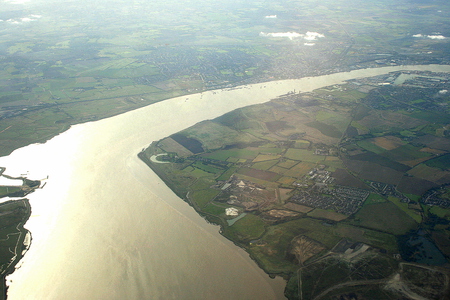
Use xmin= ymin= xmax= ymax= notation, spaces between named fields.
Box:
xmin=2 ymin=65 xmax=450 ymax=299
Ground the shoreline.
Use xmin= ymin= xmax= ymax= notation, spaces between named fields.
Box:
xmin=135 ymin=64 xmax=450 ymax=296
xmin=0 ymin=199 xmax=31 ymax=300
xmin=2 ymin=64 xmax=450 ymax=299
xmin=138 ymin=149 xmax=286 ymax=274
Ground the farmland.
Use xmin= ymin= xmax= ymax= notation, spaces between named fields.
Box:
xmin=2 ymin=0 xmax=450 ymax=158
xmin=141 ymin=70 xmax=450 ymax=299
xmin=3 ymin=0 xmax=450 ymax=298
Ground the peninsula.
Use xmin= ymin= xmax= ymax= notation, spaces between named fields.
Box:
xmin=140 ymin=68 xmax=450 ymax=299
xmin=0 ymin=168 xmax=39 ymax=300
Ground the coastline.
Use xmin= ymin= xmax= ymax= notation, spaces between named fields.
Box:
xmin=136 ymin=64 xmax=450 ymax=296
xmin=0 ymin=199 xmax=31 ymax=300
xmin=1 ymin=64 xmax=450 ymax=299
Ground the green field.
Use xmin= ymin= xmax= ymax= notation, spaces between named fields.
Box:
xmin=202 ymin=148 xmax=259 ymax=161
xmin=429 ymin=206 xmax=450 ymax=219
xmin=382 ymin=144 xmax=431 ymax=162
xmin=0 ymin=187 xmax=22 ymax=197
xmin=364 ymin=193 xmax=386 ymax=205
xmin=192 ymin=161 xmax=224 ymax=174
xmin=202 ymin=202 xmax=230 ymax=216
xmin=223 ymin=214 xmax=266 ymax=242
xmin=190 ymin=189 xmax=220 ymax=209
xmin=350 ymin=202 xmax=418 ymax=235
xmin=425 ymin=154 xmax=450 ymax=170
xmin=253 ymin=160 xmax=279 ymax=171
xmin=284 ymin=149 xmax=325 ymax=163
xmin=306 ymin=121 xmax=342 ymax=139
xmin=357 ymin=140 xmax=386 ymax=154
xmin=388 ymin=196 xmax=422 ymax=223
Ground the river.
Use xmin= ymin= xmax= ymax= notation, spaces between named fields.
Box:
xmin=1 ymin=64 xmax=450 ymax=299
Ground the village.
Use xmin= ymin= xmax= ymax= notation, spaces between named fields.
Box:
xmin=421 ymin=187 xmax=450 ymax=208
xmin=289 ymin=185 xmax=369 ymax=216
xmin=206 ymin=163 xmax=370 ymax=217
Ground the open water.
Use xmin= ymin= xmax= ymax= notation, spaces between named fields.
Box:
xmin=1 ymin=65 xmax=450 ymax=299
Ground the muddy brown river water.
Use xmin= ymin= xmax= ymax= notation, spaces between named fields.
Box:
xmin=1 ymin=65 xmax=449 ymax=299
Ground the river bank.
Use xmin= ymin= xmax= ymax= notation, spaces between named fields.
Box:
xmin=1 ymin=64 xmax=450 ymax=299
xmin=0 ymin=199 xmax=31 ymax=300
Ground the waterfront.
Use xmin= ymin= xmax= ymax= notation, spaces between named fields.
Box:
xmin=1 ymin=65 xmax=450 ymax=299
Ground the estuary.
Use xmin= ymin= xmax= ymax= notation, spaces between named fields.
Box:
xmin=1 ymin=65 xmax=450 ymax=299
